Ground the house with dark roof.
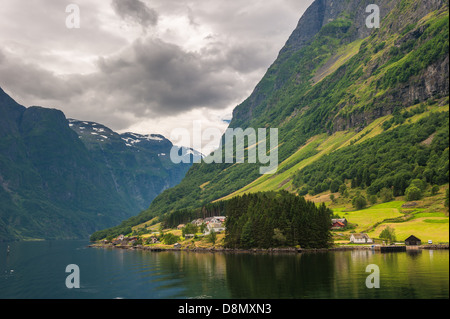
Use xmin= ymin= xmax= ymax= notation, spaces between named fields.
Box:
xmin=405 ymin=235 xmax=422 ymax=246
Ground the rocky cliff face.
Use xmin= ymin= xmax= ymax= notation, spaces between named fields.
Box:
xmin=330 ymin=0 xmax=449 ymax=132
xmin=232 ymin=0 xmax=448 ymax=131
xmin=281 ymin=0 xmax=395 ymax=56
xmin=232 ymin=0 xmax=397 ymax=126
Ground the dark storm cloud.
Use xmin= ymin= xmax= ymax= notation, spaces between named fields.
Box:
xmin=0 ymin=35 xmax=257 ymax=124
xmin=111 ymin=0 xmax=159 ymax=27
xmin=0 ymin=50 xmax=76 ymax=102
xmin=95 ymin=38 xmax=246 ymax=116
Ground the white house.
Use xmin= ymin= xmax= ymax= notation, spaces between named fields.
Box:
xmin=350 ymin=233 xmax=373 ymax=244
xmin=204 ymin=222 xmax=225 ymax=235
xmin=191 ymin=218 xmax=204 ymax=226
xmin=211 ymin=216 xmax=226 ymax=224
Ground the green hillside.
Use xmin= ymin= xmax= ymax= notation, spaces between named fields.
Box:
xmin=92 ymin=0 xmax=449 ymax=241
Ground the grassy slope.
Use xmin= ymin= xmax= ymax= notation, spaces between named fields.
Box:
xmin=218 ymin=3 xmax=449 ymax=200
xmin=219 ymin=103 xmax=449 ymax=201
xmin=329 ymin=185 xmax=449 ymax=243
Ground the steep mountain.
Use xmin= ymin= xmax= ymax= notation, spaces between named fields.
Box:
xmin=0 ymin=88 xmax=195 ymax=241
xmin=93 ymin=0 xmax=449 ymax=240
xmin=68 ymin=119 xmax=202 ymax=211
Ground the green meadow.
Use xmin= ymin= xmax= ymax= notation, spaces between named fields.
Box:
xmin=333 ymin=198 xmax=449 ymax=244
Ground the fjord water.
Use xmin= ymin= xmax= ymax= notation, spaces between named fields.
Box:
xmin=0 ymin=241 xmax=448 ymax=299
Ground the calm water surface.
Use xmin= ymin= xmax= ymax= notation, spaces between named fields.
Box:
xmin=0 ymin=241 xmax=448 ymax=299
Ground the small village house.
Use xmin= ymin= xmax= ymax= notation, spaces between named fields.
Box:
xmin=405 ymin=235 xmax=422 ymax=246
xmin=177 ymin=224 xmax=185 ymax=230
xmin=204 ymin=222 xmax=225 ymax=235
xmin=331 ymin=218 xmax=347 ymax=227
xmin=350 ymin=233 xmax=373 ymax=244
xmin=173 ymin=243 xmax=182 ymax=249
xmin=112 ymin=234 xmax=126 ymax=245
xmin=127 ymin=236 xmax=138 ymax=245
xmin=211 ymin=216 xmax=226 ymax=224
xmin=191 ymin=218 xmax=204 ymax=227
xmin=203 ymin=217 xmax=214 ymax=224
xmin=331 ymin=221 xmax=346 ymax=230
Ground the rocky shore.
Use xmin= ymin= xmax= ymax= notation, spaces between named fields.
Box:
xmin=88 ymin=243 xmax=449 ymax=254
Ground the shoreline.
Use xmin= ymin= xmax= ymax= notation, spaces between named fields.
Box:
xmin=88 ymin=243 xmax=449 ymax=254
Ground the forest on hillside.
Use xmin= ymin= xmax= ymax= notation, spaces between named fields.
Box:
xmin=292 ymin=111 xmax=449 ymax=199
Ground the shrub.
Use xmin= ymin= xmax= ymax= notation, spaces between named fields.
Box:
xmin=330 ymin=180 xmax=341 ymax=193
xmin=405 ymin=186 xmax=422 ymax=201
xmin=379 ymin=187 xmax=394 ymax=202
xmin=369 ymin=195 xmax=378 ymax=205
xmin=182 ymin=223 xmax=198 ymax=237
xmin=410 ymin=179 xmax=427 ymax=192
xmin=431 ymin=185 xmax=440 ymax=195
xmin=207 ymin=230 xmax=217 ymax=245
xmin=352 ymin=195 xmax=367 ymax=210
xmin=339 ymin=184 xmax=347 ymax=194
xmin=163 ymin=233 xmax=180 ymax=245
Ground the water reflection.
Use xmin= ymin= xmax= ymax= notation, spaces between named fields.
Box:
xmin=224 ymin=253 xmax=335 ymax=298
xmin=0 ymin=242 xmax=448 ymax=299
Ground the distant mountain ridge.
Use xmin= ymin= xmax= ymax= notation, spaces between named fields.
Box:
xmin=0 ymin=87 xmax=195 ymax=241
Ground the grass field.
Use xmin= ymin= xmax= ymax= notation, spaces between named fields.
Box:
xmin=368 ymin=217 xmax=449 ymax=243
xmin=337 ymin=201 xmax=406 ymax=232
xmin=333 ymin=193 xmax=449 ymax=244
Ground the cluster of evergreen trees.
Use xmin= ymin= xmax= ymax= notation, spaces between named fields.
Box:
xmin=224 ymin=191 xmax=333 ymax=249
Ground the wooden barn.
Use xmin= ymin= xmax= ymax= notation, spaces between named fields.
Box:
xmin=405 ymin=235 xmax=422 ymax=246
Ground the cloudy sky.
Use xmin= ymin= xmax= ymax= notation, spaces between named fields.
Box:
xmin=0 ymin=0 xmax=313 ymax=153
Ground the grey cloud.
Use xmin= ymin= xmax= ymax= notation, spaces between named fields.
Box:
xmin=0 ymin=0 xmax=314 ymax=134
xmin=0 ymin=35 xmax=252 ymax=127
xmin=0 ymin=52 xmax=73 ymax=102
xmin=0 ymin=32 xmax=270 ymax=130
xmin=111 ymin=0 xmax=159 ymax=27
xmin=95 ymin=38 xmax=246 ymax=117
